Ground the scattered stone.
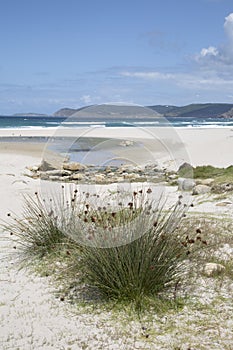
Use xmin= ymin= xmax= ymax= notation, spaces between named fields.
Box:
xmin=71 ymin=173 xmax=85 ymax=181
xmin=123 ymin=173 xmax=140 ymax=180
xmin=116 ymin=176 xmax=125 ymax=182
xmin=192 ymin=184 xmax=211 ymax=195
xmin=106 ymin=172 xmax=115 ymax=178
xmin=105 ymin=166 xmax=112 ymax=173
xmin=212 ymin=183 xmax=233 ymax=193
xmin=203 ymin=263 xmax=225 ymax=277
xmin=26 ymin=165 xmax=40 ymax=172
xmin=63 ymin=162 xmax=87 ymax=171
xmin=119 ymin=140 xmax=134 ymax=147
xmin=49 ymin=175 xmax=68 ymax=182
xmin=94 ymin=174 xmax=106 ymax=182
xmin=45 ymin=170 xmax=72 ymax=177
xmin=168 ymin=173 xmax=178 ymax=181
xmin=215 ymin=201 xmax=232 ymax=207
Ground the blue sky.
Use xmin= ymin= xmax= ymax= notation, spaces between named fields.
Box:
xmin=1 ymin=0 xmax=233 ymax=114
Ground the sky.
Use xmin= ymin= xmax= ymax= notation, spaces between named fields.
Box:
xmin=1 ymin=0 xmax=233 ymax=115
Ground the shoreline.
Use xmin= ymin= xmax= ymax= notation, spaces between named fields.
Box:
xmin=0 ymin=126 xmax=232 ymax=168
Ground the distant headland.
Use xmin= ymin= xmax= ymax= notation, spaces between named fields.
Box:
xmin=7 ymin=103 xmax=233 ymax=118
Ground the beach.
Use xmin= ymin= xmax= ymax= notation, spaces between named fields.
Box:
xmin=1 ymin=126 xmax=233 ymax=167
xmin=0 ymin=127 xmax=233 ymax=349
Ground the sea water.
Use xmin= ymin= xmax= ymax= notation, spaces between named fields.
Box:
xmin=1 ymin=115 xmax=233 ymax=129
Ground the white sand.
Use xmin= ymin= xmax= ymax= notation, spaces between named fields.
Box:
xmin=1 ymin=126 xmax=233 ymax=168
xmin=0 ymin=127 xmax=233 ymax=349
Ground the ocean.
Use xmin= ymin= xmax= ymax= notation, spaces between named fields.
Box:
xmin=0 ymin=115 xmax=233 ymax=129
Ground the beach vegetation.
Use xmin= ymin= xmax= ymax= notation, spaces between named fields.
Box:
xmin=2 ymin=192 xmax=70 ymax=261
xmin=193 ymin=165 xmax=233 ymax=183
xmin=2 ymin=186 xmax=218 ymax=312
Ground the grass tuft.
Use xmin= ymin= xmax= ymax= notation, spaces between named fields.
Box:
xmin=1 ymin=186 xmax=217 ymax=311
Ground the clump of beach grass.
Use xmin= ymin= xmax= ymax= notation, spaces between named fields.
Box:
xmin=2 ymin=191 xmax=70 ymax=262
xmin=2 ymin=185 xmax=212 ymax=311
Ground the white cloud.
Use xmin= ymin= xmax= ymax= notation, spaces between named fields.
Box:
xmin=80 ymin=94 xmax=91 ymax=104
xmin=120 ymin=68 xmax=233 ymax=94
xmin=200 ymin=46 xmax=219 ymax=57
xmin=224 ymin=12 xmax=233 ymax=38
xmin=196 ymin=12 xmax=233 ymax=65
xmin=121 ymin=71 xmax=175 ymax=80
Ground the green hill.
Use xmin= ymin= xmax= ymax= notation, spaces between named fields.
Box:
xmin=148 ymin=103 xmax=233 ymax=118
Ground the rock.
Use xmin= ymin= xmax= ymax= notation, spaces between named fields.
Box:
xmin=168 ymin=174 xmax=178 ymax=180
xmin=104 ymin=166 xmax=112 ymax=173
xmin=212 ymin=183 xmax=233 ymax=193
xmin=178 ymin=178 xmax=196 ymax=191
xmin=63 ymin=162 xmax=87 ymax=171
xmin=71 ymin=173 xmax=85 ymax=181
xmin=28 ymin=173 xmax=40 ymax=179
xmin=197 ymin=178 xmax=214 ymax=186
xmin=40 ymin=172 xmax=50 ymax=180
xmin=48 ymin=176 xmax=66 ymax=182
xmin=39 ymin=160 xmax=58 ymax=171
xmin=178 ymin=162 xmax=194 ymax=178
xmin=145 ymin=162 xmax=159 ymax=169
xmin=45 ymin=170 xmax=72 ymax=177
xmin=116 ymin=176 xmax=125 ymax=182
xmin=123 ymin=173 xmax=140 ymax=180
xmin=94 ymin=174 xmax=106 ymax=182
xmin=26 ymin=165 xmax=40 ymax=172
xmin=215 ymin=201 xmax=232 ymax=207
xmin=119 ymin=140 xmax=134 ymax=147
xmin=192 ymin=184 xmax=211 ymax=195
xmin=106 ymin=172 xmax=115 ymax=178
xmin=203 ymin=263 xmax=225 ymax=277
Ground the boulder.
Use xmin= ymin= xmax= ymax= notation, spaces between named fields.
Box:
xmin=178 ymin=162 xmax=194 ymax=178
xmin=192 ymin=184 xmax=211 ymax=195
xmin=63 ymin=162 xmax=87 ymax=171
xmin=203 ymin=263 xmax=225 ymax=277
xmin=39 ymin=160 xmax=58 ymax=171
xmin=178 ymin=178 xmax=196 ymax=191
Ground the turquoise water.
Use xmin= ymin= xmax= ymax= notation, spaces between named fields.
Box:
xmin=1 ymin=115 xmax=233 ymax=129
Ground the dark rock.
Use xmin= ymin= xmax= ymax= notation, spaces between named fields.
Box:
xmin=178 ymin=162 xmax=194 ymax=178
xmin=39 ymin=160 xmax=57 ymax=172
